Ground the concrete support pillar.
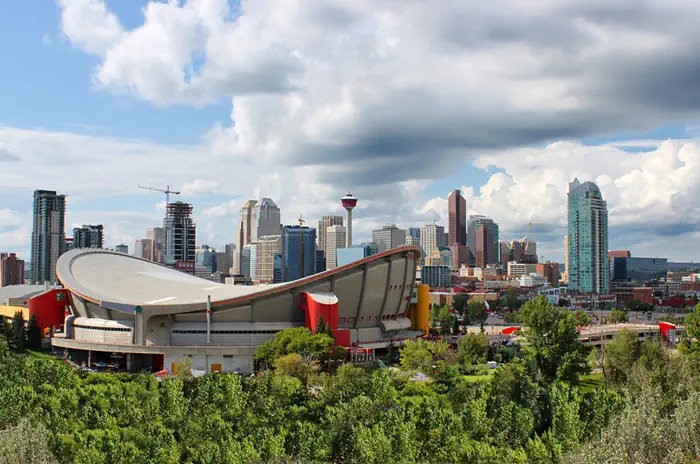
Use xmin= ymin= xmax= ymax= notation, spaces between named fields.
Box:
xmin=206 ymin=295 xmax=212 ymax=345
xmin=346 ymin=209 xmax=352 ymax=248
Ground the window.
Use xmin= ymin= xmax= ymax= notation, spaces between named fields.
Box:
xmin=74 ymin=324 xmax=131 ymax=332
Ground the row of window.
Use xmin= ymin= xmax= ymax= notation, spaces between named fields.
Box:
xmin=74 ymin=324 xmax=131 ymax=333
xmin=172 ymin=329 xmax=281 ymax=335
xmin=337 ymin=313 xmax=405 ymax=325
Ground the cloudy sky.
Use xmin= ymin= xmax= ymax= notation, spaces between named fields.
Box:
xmin=2 ymin=0 xmax=700 ymax=263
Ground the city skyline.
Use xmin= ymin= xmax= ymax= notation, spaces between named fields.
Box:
xmin=2 ymin=2 xmax=700 ymax=264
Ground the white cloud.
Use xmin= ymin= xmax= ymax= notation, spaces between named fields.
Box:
xmin=58 ymin=0 xmax=700 ymax=190
xmin=59 ymin=0 xmax=123 ymax=56
xmin=181 ymin=179 xmax=219 ymax=196
xmin=423 ymin=139 xmax=700 ymax=262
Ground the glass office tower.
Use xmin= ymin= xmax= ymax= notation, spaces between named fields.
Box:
xmin=567 ymin=179 xmax=609 ymax=294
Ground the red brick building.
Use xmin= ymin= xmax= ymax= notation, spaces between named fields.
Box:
xmin=0 ymin=253 xmax=24 ymax=287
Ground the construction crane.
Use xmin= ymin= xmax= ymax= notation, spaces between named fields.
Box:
xmin=138 ymin=184 xmax=181 ymax=205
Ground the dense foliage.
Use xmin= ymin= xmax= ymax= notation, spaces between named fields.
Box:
xmin=0 ymin=301 xmax=698 ymax=463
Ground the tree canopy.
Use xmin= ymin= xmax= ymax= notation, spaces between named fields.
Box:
xmin=254 ymin=327 xmax=334 ymax=366
xmin=519 ymin=296 xmax=591 ymax=384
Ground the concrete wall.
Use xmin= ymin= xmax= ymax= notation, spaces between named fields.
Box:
xmin=164 ymin=351 xmax=254 ymax=374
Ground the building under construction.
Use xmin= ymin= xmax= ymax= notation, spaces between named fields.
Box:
xmin=163 ymin=201 xmax=196 ymax=265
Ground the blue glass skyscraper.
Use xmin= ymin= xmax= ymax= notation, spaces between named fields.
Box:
xmin=567 ymin=178 xmax=609 ymax=294
xmin=281 ymin=226 xmax=317 ymax=282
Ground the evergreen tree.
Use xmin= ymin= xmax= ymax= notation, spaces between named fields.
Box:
xmin=9 ymin=311 xmax=25 ymax=353
xmin=0 ymin=316 xmax=10 ymax=340
xmin=26 ymin=315 xmax=42 ymax=351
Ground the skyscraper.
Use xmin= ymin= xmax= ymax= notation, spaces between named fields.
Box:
xmin=281 ymin=226 xmax=317 ymax=281
xmin=325 ymin=225 xmax=347 ymax=270
xmin=240 ymin=243 xmax=253 ymax=279
xmin=317 ymin=215 xmax=343 ymax=257
xmin=567 ymin=178 xmax=609 ymax=294
xmin=235 ymin=198 xmax=281 ymax=274
xmin=257 ymin=198 xmax=281 ymax=237
xmin=134 ymin=239 xmax=153 ymax=259
xmin=475 ymin=224 xmax=494 ymax=267
xmin=467 ymin=215 xmax=499 ymax=265
xmin=31 ymin=190 xmax=66 ymax=284
xmin=419 ymin=224 xmax=446 ymax=259
xmin=448 ymin=189 xmax=466 ymax=246
xmin=115 ymin=244 xmax=128 ymax=254
xmin=72 ymin=225 xmax=104 ymax=249
xmin=1 ymin=253 xmax=24 ymax=287
xmin=563 ymin=235 xmax=569 ymax=283
xmin=407 ymin=227 xmax=421 ymax=240
xmin=235 ymin=200 xmax=258 ymax=274
xmin=255 ymin=235 xmax=282 ymax=283
xmin=147 ymin=227 xmax=164 ymax=262
xmin=372 ymin=224 xmax=406 ymax=253
xmin=163 ymin=201 xmax=196 ymax=265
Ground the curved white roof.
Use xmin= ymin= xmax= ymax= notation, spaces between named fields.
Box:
xmin=57 ymin=246 xmax=420 ymax=311
xmin=57 ymin=249 xmax=282 ymax=307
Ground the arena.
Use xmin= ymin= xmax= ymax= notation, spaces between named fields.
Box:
xmin=52 ymin=246 xmax=424 ymax=373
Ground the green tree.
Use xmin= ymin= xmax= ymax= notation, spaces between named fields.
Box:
xmin=520 ymin=296 xmax=591 ymax=384
xmin=399 ymin=339 xmax=434 ymax=372
xmin=400 ymin=339 xmax=454 ymax=373
xmin=254 ymin=327 xmax=334 ymax=366
xmin=25 ymin=315 xmax=42 ymax=351
xmin=680 ymin=303 xmax=700 ymax=357
xmin=457 ymin=333 xmax=489 ymax=366
xmin=0 ymin=418 xmax=57 ymax=464
xmin=609 ymin=308 xmax=629 ymax=323
xmin=604 ymin=329 xmax=639 ymax=385
xmin=273 ymin=353 xmax=320 ymax=385
xmin=178 ymin=357 xmax=193 ymax=378
xmin=625 ymin=298 xmax=641 ymax=311
xmin=502 ymin=289 xmax=521 ymax=309
xmin=9 ymin=311 xmax=25 ymax=353
xmin=430 ymin=305 xmax=455 ymax=335
xmin=574 ymin=309 xmax=591 ymax=327
xmin=467 ymin=302 xmax=488 ymax=331
xmin=453 ymin=294 xmax=468 ymax=315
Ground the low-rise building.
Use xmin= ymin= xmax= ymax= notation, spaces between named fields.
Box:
xmin=421 ymin=265 xmax=451 ymax=289
xmin=519 ymin=273 xmax=547 ymax=288
xmin=508 ymin=262 xmax=538 ymax=277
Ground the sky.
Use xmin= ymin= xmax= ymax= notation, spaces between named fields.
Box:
xmin=2 ymin=0 xmax=700 ymax=264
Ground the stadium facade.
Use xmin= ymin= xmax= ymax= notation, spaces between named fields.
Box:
xmin=53 ymin=246 xmax=425 ymax=374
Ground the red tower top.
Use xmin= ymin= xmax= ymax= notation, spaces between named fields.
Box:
xmin=341 ymin=192 xmax=357 ymax=209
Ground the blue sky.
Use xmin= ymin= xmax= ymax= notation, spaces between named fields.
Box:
xmin=2 ymin=0 xmax=700 ymax=263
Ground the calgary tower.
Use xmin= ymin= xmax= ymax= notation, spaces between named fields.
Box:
xmin=341 ymin=192 xmax=357 ymax=248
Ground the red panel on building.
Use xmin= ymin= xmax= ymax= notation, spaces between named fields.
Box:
xmin=300 ymin=291 xmax=352 ymax=347
xmin=28 ymin=289 xmax=70 ymax=331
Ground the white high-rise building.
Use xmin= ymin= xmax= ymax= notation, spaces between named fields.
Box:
xmin=419 ymin=224 xmax=445 ymax=260
xmin=326 ymin=225 xmax=347 ymax=270
xmin=235 ymin=198 xmax=281 ymax=274
xmin=236 ymin=200 xmax=258 ymax=274
xmin=255 ymin=235 xmax=281 ymax=283
xmin=317 ymin=215 xmax=343 ymax=257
